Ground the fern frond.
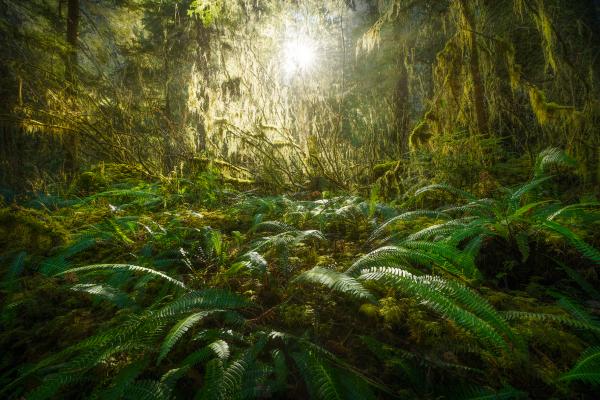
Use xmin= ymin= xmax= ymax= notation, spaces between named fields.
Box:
xmin=549 ymin=257 xmax=600 ymax=299
xmin=346 ymin=246 xmax=413 ymax=276
xmin=508 ymin=177 xmax=551 ymax=212
xmin=559 ymin=346 xmax=600 ymax=385
xmin=557 ymin=296 xmax=600 ymax=331
xmin=534 ymin=147 xmax=576 ymax=178
xmin=369 ymin=210 xmax=450 ymax=242
xmin=271 ymin=349 xmax=288 ymax=392
xmin=254 ymin=220 xmax=296 ymax=233
xmin=197 ymin=358 xmax=225 ymax=399
xmin=292 ymin=351 xmax=343 ymax=400
xmin=155 ymin=290 xmax=247 ymax=319
xmin=546 ymin=202 xmax=600 ymax=221
xmin=25 ymin=374 xmax=85 ymax=400
xmin=121 ymin=379 xmax=170 ymax=400
xmin=57 ymin=264 xmax=187 ymax=289
xmin=295 ymin=267 xmax=376 ymax=302
xmin=96 ymin=357 xmax=150 ymax=400
xmin=161 ymin=340 xmax=228 ymax=388
xmin=402 ymin=240 xmax=480 ymax=279
xmin=157 ymin=311 xmax=216 ymax=364
xmin=541 ymin=221 xmax=600 ymax=264
xmin=360 ymin=267 xmax=512 ymax=352
xmin=70 ymin=283 xmax=132 ymax=308
xmin=502 ymin=311 xmax=600 ymax=333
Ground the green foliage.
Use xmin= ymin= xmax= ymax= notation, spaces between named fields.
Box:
xmin=359 ymin=267 xmax=516 ymax=352
xmin=295 ymin=267 xmax=376 ymax=302
xmin=57 ymin=264 xmax=187 ymax=289
xmin=1 ymin=148 xmax=599 ymax=399
xmin=560 ymin=347 xmax=600 ymax=386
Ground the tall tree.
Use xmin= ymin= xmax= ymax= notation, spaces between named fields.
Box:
xmin=64 ymin=0 xmax=80 ymax=173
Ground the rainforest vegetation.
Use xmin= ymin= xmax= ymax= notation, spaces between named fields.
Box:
xmin=1 ymin=0 xmax=600 ymax=399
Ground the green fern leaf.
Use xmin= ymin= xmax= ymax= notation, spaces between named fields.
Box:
xmin=97 ymin=357 xmax=150 ymax=399
xmin=534 ymin=147 xmax=576 ymax=178
xmin=541 ymin=220 xmax=600 ymax=265
xmin=57 ymin=264 xmax=187 ymax=289
xmin=157 ymin=311 xmax=216 ymax=364
xmin=122 ymin=379 xmax=171 ymax=400
xmin=360 ymin=267 xmax=512 ymax=352
xmin=559 ymin=346 xmax=600 ymax=385
xmin=197 ymin=358 xmax=225 ymax=400
xmin=295 ymin=267 xmax=376 ymax=302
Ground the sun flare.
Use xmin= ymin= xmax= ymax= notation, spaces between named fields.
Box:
xmin=282 ymin=36 xmax=317 ymax=76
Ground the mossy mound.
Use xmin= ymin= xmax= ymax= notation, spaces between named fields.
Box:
xmin=0 ymin=207 xmax=68 ymax=254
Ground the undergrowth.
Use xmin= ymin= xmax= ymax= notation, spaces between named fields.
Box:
xmin=0 ymin=150 xmax=599 ymax=399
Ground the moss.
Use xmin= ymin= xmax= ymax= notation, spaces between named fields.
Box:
xmin=528 ymin=86 xmax=583 ymax=127
xmin=372 ymin=161 xmax=398 ymax=179
xmin=0 ymin=207 xmax=68 ymax=254
xmin=506 ymin=44 xmax=522 ymax=91
xmin=72 ymin=171 xmax=108 ymax=194
xmin=279 ymin=304 xmax=315 ymax=328
xmin=408 ymin=119 xmax=431 ymax=150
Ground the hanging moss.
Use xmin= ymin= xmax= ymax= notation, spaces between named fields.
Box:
xmin=408 ymin=110 xmax=436 ymax=151
xmin=534 ymin=1 xmax=558 ymax=74
xmin=372 ymin=161 xmax=398 ymax=179
xmin=528 ymin=86 xmax=583 ymax=127
xmin=506 ymin=44 xmax=522 ymax=92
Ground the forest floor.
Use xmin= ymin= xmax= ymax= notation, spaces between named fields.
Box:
xmin=1 ymin=159 xmax=599 ymax=399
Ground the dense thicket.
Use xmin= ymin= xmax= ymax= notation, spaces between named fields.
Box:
xmin=1 ymin=1 xmax=599 ymax=399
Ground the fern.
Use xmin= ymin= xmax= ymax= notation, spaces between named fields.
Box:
xmin=359 ymin=267 xmax=514 ymax=352
xmin=121 ymin=379 xmax=171 ymax=400
xmin=25 ymin=374 xmax=85 ymax=400
xmin=95 ymin=357 xmax=150 ymax=399
xmin=507 ymin=176 xmax=551 ymax=212
xmin=154 ymin=290 xmax=247 ymax=319
xmin=2 ymin=250 xmax=26 ymax=291
xmin=157 ymin=310 xmax=218 ymax=364
xmin=295 ymin=267 xmax=376 ymax=302
xmin=347 ymin=242 xmax=480 ymax=280
xmin=414 ymin=183 xmax=477 ymax=202
xmin=346 ymin=246 xmax=416 ymax=276
xmin=369 ymin=210 xmax=450 ymax=242
xmin=549 ymin=256 xmax=600 ymax=299
xmin=546 ymin=202 xmax=600 ymax=221
xmin=56 ymin=264 xmax=187 ymax=289
xmin=502 ymin=311 xmax=600 ymax=334
xmin=559 ymin=346 xmax=600 ymax=386
xmin=292 ymin=351 xmax=343 ymax=400
xmin=533 ymin=147 xmax=576 ymax=178
xmin=197 ymin=358 xmax=225 ymax=399
xmin=70 ymin=283 xmax=132 ymax=308
xmin=540 ymin=220 xmax=600 ymax=265
xmin=451 ymin=384 xmax=526 ymax=399
xmin=556 ymin=296 xmax=597 ymax=324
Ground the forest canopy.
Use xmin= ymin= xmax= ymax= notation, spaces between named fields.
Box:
xmin=1 ymin=0 xmax=600 ymax=399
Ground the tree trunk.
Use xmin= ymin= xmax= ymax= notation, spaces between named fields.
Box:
xmin=64 ymin=0 xmax=79 ymax=173
xmin=394 ymin=52 xmax=410 ymax=152
xmin=458 ymin=0 xmax=488 ymax=136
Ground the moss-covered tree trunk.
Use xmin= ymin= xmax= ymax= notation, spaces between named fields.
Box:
xmin=458 ymin=0 xmax=488 ymax=136
xmin=64 ymin=0 xmax=79 ymax=174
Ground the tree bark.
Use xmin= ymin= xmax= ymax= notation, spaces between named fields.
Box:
xmin=66 ymin=0 xmax=79 ymax=82
xmin=457 ymin=0 xmax=488 ymax=136
xmin=64 ymin=0 xmax=79 ymax=173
